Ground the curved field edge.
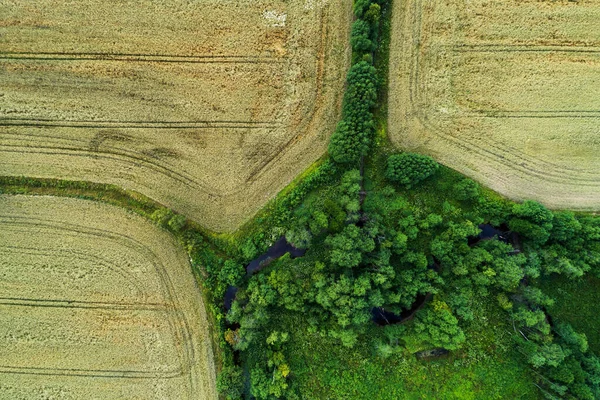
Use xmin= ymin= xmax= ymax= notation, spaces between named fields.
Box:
xmin=0 ymin=195 xmax=217 ymax=399
xmin=0 ymin=0 xmax=354 ymax=233
xmin=387 ymin=0 xmax=600 ymax=212
xmin=0 ymin=176 xmax=224 ymax=348
xmin=0 ymin=149 xmax=326 ymax=239
xmin=0 ymin=163 xmax=333 ymax=386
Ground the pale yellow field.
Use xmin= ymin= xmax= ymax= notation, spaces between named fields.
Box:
xmin=0 ymin=0 xmax=352 ymax=232
xmin=0 ymin=195 xmax=216 ymax=400
xmin=389 ymin=0 xmax=600 ymax=209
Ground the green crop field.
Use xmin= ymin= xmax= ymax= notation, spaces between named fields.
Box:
xmin=0 ymin=0 xmax=352 ymax=232
xmin=388 ymin=0 xmax=600 ymax=211
xmin=0 ymin=195 xmax=216 ymax=399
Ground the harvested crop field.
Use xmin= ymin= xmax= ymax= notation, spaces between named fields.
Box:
xmin=388 ymin=0 xmax=600 ymax=210
xmin=0 ymin=195 xmax=216 ymax=400
xmin=0 ymin=0 xmax=352 ymax=231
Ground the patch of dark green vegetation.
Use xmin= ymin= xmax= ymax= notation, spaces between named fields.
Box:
xmin=540 ymin=275 xmax=600 ymax=355
xmin=212 ymin=0 xmax=600 ymax=398
xmin=218 ymin=153 xmax=600 ymax=399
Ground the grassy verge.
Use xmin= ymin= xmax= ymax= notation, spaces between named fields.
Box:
xmin=539 ymin=274 xmax=600 ymax=354
xmin=0 ymin=175 xmax=225 ymax=377
xmin=283 ymin=295 xmax=538 ymax=399
xmin=211 ymin=156 xmax=341 ymax=260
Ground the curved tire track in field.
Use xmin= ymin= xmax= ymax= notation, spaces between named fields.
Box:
xmin=0 ymin=1 xmax=351 ymax=232
xmin=405 ymin=0 xmax=600 ymax=189
xmin=0 ymin=211 xmax=204 ymax=399
xmin=0 ymin=120 xmax=287 ymax=197
xmin=0 ymin=142 xmax=207 ymax=193
xmin=0 ymin=244 xmax=148 ymax=300
xmin=0 ymin=48 xmax=286 ymax=199
xmin=415 ymin=38 xmax=600 ymax=183
xmin=1 ymin=123 xmax=282 ymax=197
xmin=415 ymin=45 xmax=599 ymax=185
xmin=2 ymin=128 xmax=271 ymax=197
xmin=244 ymin=7 xmax=330 ymax=185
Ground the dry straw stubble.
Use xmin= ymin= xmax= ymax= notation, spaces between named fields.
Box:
xmin=0 ymin=195 xmax=216 ymax=400
xmin=0 ymin=0 xmax=352 ymax=231
xmin=388 ymin=0 xmax=600 ymax=210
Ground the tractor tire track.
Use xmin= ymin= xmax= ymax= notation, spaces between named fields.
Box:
xmin=0 ymin=143 xmax=209 ymax=194
xmin=0 ymin=118 xmax=281 ymax=129
xmin=0 ymin=122 xmax=284 ymax=197
xmin=0 ymin=52 xmax=285 ymax=64
xmin=244 ymin=7 xmax=331 ymax=185
xmin=0 ymin=211 xmax=201 ymax=397
xmin=451 ymin=44 xmax=600 ymax=54
xmin=0 ymin=365 xmax=183 ymax=380
xmin=0 ymin=244 xmax=148 ymax=300
xmin=407 ymin=0 xmax=600 ymax=187
xmin=1 ymin=130 xmax=227 ymax=196
xmin=0 ymin=298 xmax=168 ymax=312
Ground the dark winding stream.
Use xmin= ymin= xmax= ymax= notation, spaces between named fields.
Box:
xmin=371 ymin=293 xmax=432 ymax=326
xmin=224 ymin=286 xmax=238 ymax=312
xmin=370 ymin=225 xmax=522 ymax=325
xmin=224 ymin=237 xmax=306 ymax=311
xmin=246 ymin=237 xmax=306 ymax=276
xmin=468 ymin=224 xmax=511 ymax=245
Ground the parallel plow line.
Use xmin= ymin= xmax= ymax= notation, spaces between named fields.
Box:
xmin=0 ymin=118 xmax=281 ymax=129
xmin=451 ymin=44 xmax=600 ymax=54
xmin=407 ymin=0 xmax=600 ymax=187
xmin=0 ymin=214 xmax=197 ymax=393
xmin=461 ymin=110 xmax=600 ymax=118
xmin=0 ymin=244 xmax=148 ymax=299
xmin=0 ymin=52 xmax=285 ymax=64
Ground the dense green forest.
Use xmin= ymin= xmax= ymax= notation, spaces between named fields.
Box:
xmin=207 ymin=0 xmax=600 ymax=398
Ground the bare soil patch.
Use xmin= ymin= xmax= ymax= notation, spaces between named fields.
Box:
xmin=388 ymin=0 xmax=600 ymax=210
xmin=0 ymin=0 xmax=352 ymax=231
xmin=0 ymin=195 xmax=216 ymax=400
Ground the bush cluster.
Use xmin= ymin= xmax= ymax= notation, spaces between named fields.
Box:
xmin=385 ymin=152 xmax=439 ymax=188
xmin=328 ymin=0 xmax=384 ymax=165
xmin=328 ymin=62 xmax=378 ymax=164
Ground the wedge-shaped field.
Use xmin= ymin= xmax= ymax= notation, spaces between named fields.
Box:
xmin=389 ymin=0 xmax=600 ymax=209
xmin=0 ymin=195 xmax=216 ymax=400
xmin=0 ymin=0 xmax=352 ymax=231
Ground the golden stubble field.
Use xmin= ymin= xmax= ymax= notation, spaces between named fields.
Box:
xmin=0 ymin=0 xmax=352 ymax=232
xmin=389 ymin=0 xmax=600 ymax=210
xmin=0 ymin=195 xmax=216 ymax=400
